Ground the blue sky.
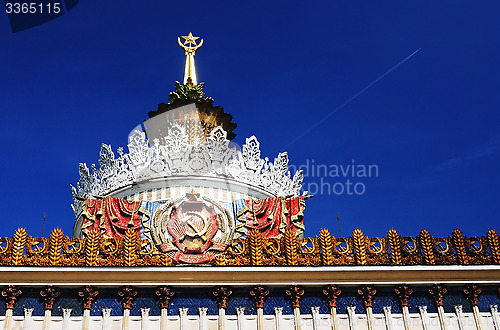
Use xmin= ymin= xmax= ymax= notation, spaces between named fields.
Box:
xmin=0 ymin=1 xmax=499 ymax=239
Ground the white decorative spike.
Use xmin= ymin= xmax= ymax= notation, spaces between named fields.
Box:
xmin=179 ymin=307 xmax=189 ymax=330
xmin=241 ymin=136 xmax=265 ymax=172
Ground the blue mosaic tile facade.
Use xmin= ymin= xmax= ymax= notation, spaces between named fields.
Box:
xmin=478 ymin=289 xmax=500 ymax=312
xmin=336 ymin=296 xmax=363 ymax=314
xmin=168 ymin=288 xmax=218 ymax=316
xmin=0 ymin=297 xmax=5 ymax=316
xmin=372 ymin=288 xmax=402 ymax=314
xmin=263 ymin=294 xmax=292 ymax=315
xmin=3 ymin=285 xmax=499 ymax=317
xmin=442 ymin=287 xmax=471 ymax=313
xmin=407 ymin=289 xmax=437 ymax=314
xmin=91 ymin=288 xmax=125 ymax=316
xmin=14 ymin=287 xmax=45 ymax=316
xmin=226 ymin=288 xmax=254 ymax=315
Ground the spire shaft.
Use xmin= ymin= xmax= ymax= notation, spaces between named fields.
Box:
xmin=178 ymin=32 xmax=203 ymax=85
xmin=184 ymin=51 xmax=197 ymax=85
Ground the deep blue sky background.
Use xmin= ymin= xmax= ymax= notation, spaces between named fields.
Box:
xmin=0 ymin=1 xmax=499 ymax=238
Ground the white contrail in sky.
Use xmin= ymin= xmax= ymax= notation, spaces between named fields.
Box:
xmin=285 ymin=48 xmax=422 ymax=148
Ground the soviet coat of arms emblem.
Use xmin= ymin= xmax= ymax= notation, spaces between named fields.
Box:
xmin=150 ymin=192 xmax=235 ymax=263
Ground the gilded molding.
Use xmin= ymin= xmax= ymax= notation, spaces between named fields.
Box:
xmin=123 ymin=229 xmax=138 ymax=267
xmin=319 ymin=229 xmax=334 ymax=265
xmin=452 ymin=229 xmax=469 ymax=265
xmin=48 ymin=228 xmax=64 ymax=266
xmin=11 ymin=228 xmax=27 ymax=266
xmin=284 ymin=229 xmax=298 ymax=266
xmin=487 ymin=229 xmax=500 ymax=264
xmin=0 ymin=228 xmax=499 ymax=267
xmin=387 ymin=229 xmax=402 ymax=265
xmin=352 ymin=229 xmax=367 ymax=265
xmin=84 ymin=229 xmax=99 ymax=266
xmin=248 ymin=229 xmax=263 ymax=266
xmin=419 ymin=229 xmax=436 ymax=265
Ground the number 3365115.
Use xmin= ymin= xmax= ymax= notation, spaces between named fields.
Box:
xmin=5 ymin=2 xmax=61 ymax=14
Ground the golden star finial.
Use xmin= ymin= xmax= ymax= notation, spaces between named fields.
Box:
xmin=181 ymin=32 xmax=200 ymax=47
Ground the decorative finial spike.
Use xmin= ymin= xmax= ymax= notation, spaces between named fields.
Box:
xmin=178 ymin=32 xmax=203 ymax=85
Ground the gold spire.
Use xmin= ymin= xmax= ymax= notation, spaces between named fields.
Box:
xmin=178 ymin=32 xmax=203 ymax=85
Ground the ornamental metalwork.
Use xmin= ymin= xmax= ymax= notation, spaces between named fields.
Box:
xmin=428 ymin=284 xmax=447 ymax=307
xmin=358 ymin=285 xmax=376 ymax=308
xmin=394 ymin=284 xmax=413 ymax=307
xmin=249 ymin=285 xmax=270 ymax=309
xmin=0 ymin=227 xmax=498 ymax=267
xmin=77 ymin=285 xmax=99 ymax=310
xmin=322 ymin=284 xmax=341 ymax=308
xmin=1 ymin=285 xmax=22 ymax=309
xmin=40 ymin=286 xmax=61 ymax=310
xmin=118 ymin=286 xmax=138 ymax=310
xmin=463 ymin=284 xmax=482 ymax=307
xmin=212 ymin=286 xmax=232 ymax=309
xmin=71 ymin=125 xmax=304 ymax=217
xmin=285 ymin=285 xmax=304 ymax=309
xmin=155 ymin=286 xmax=175 ymax=309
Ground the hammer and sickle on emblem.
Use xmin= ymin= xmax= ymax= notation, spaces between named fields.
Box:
xmin=180 ymin=212 xmax=209 ymax=242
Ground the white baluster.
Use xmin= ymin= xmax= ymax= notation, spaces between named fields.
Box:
xmin=347 ymin=307 xmax=357 ymax=330
xmin=62 ymin=309 xmax=71 ymax=330
xmin=274 ymin=307 xmax=283 ymax=330
xmin=383 ymin=306 xmax=393 ymax=330
xmin=490 ymin=306 xmax=500 ymax=330
xmin=454 ymin=306 xmax=464 ymax=330
xmin=418 ymin=306 xmax=429 ymax=330
xmin=199 ymin=307 xmax=208 ymax=330
xmin=141 ymin=308 xmax=150 ymax=330
xmin=102 ymin=308 xmax=112 ymax=330
xmin=311 ymin=307 xmax=320 ymax=330
xmin=22 ymin=308 xmax=33 ymax=330
xmin=236 ymin=307 xmax=245 ymax=330
xmin=179 ymin=308 xmax=189 ymax=330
